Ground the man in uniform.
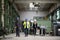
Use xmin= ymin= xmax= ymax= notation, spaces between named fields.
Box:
xmin=23 ymin=19 xmax=30 ymax=37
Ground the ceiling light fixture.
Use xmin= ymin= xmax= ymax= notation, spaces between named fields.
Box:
xmin=29 ymin=3 xmax=34 ymax=8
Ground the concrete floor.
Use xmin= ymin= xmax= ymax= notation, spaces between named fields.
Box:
xmin=0 ymin=33 xmax=60 ymax=40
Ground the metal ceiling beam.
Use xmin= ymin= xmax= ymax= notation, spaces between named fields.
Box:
xmin=13 ymin=3 xmax=20 ymax=14
xmin=14 ymin=1 xmax=60 ymax=3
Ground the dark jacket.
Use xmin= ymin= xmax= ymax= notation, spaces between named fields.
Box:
xmin=33 ymin=23 xmax=37 ymax=29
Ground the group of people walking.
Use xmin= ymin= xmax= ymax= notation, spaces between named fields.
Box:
xmin=1 ymin=19 xmax=46 ymax=38
xmin=15 ymin=19 xmax=38 ymax=37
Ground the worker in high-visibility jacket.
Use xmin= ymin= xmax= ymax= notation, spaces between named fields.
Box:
xmin=23 ymin=19 xmax=30 ymax=37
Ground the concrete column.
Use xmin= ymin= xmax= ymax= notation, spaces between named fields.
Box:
xmin=2 ymin=0 xmax=4 ymax=27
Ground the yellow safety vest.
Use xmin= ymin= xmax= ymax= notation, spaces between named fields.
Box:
xmin=23 ymin=21 xmax=30 ymax=28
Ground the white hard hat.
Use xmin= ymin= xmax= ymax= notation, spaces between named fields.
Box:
xmin=31 ymin=20 xmax=34 ymax=22
xmin=34 ymin=19 xmax=37 ymax=21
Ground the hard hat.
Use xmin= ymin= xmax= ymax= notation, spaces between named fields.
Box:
xmin=31 ymin=20 xmax=34 ymax=22
xmin=34 ymin=19 xmax=37 ymax=21
xmin=25 ymin=19 xmax=28 ymax=21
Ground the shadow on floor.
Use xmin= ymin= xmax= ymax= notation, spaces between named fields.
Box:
xmin=0 ymin=37 xmax=13 ymax=40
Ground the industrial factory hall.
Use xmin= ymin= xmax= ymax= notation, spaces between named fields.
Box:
xmin=0 ymin=0 xmax=60 ymax=40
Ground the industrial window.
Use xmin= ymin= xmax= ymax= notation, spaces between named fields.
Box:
xmin=57 ymin=10 xmax=59 ymax=19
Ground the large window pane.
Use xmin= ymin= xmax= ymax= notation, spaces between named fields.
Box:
xmin=57 ymin=10 xmax=59 ymax=19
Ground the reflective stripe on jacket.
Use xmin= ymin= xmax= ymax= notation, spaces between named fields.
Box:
xmin=23 ymin=21 xmax=30 ymax=28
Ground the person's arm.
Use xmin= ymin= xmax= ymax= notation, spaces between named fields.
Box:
xmin=33 ymin=23 xmax=34 ymax=28
xmin=23 ymin=22 xmax=24 ymax=26
xmin=36 ymin=23 xmax=38 ymax=28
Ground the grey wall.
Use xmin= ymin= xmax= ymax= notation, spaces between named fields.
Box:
xmin=20 ymin=11 xmax=48 ymax=21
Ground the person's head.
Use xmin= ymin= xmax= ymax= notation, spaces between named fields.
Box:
xmin=34 ymin=21 xmax=37 ymax=23
xmin=34 ymin=19 xmax=37 ymax=22
xmin=30 ymin=20 xmax=34 ymax=23
xmin=25 ymin=19 xmax=28 ymax=22
xmin=34 ymin=19 xmax=36 ymax=21
xmin=34 ymin=21 xmax=37 ymax=24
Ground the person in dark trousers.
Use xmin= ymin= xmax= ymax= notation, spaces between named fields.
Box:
xmin=15 ymin=21 xmax=20 ymax=37
xmin=33 ymin=20 xmax=37 ymax=35
xmin=40 ymin=25 xmax=46 ymax=36
xmin=16 ymin=26 xmax=20 ymax=37
xmin=23 ymin=19 xmax=30 ymax=37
